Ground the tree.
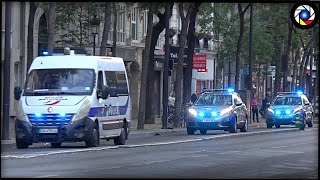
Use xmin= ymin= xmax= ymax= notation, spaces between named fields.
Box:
xmin=99 ymin=2 xmax=112 ymax=56
xmin=234 ymin=3 xmax=250 ymax=90
xmin=43 ymin=3 xmax=56 ymax=56
xmin=183 ymin=2 xmax=201 ymax=104
xmin=112 ymin=2 xmax=117 ymax=56
xmin=173 ymin=3 xmax=194 ymax=128
xmin=26 ymin=2 xmax=37 ymax=76
xmin=137 ymin=3 xmax=156 ymax=130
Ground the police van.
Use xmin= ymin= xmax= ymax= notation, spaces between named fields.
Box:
xmin=14 ymin=49 xmax=131 ymax=149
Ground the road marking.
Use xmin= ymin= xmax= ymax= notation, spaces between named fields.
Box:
xmin=216 ymin=151 xmax=240 ymax=155
xmin=271 ymin=164 xmax=313 ymax=170
xmin=0 ymin=128 xmax=302 ymax=160
xmin=270 ymin=145 xmax=288 ymax=149
xmin=36 ymin=174 xmax=59 ymax=178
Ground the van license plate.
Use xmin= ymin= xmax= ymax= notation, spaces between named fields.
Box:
xmin=38 ymin=128 xmax=58 ymax=133
xmin=203 ymin=119 xmax=214 ymax=122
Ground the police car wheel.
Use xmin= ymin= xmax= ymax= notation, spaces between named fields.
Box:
xmin=114 ymin=128 xmax=126 ymax=145
xmin=187 ymin=127 xmax=195 ymax=135
xmin=307 ymin=117 xmax=313 ymax=127
xmin=16 ymin=141 xmax=29 ymax=149
xmin=240 ymin=119 xmax=248 ymax=132
xmin=199 ymin=129 xmax=207 ymax=135
xmin=229 ymin=119 xmax=237 ymax=133
xmin=51 ymin=142 xmax=62 ymax=148
xmin=275 ymin=124 xmax=281 ymax=128
xmin=86 ymin=128 xmax=99 ymax=147
xmin=267 ymin=123 xmax=273 ymax=128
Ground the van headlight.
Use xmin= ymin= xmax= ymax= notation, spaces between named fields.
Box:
xmin=220 ymin=107 xmax=233 ymax=116
xmin=72 ymin=100 xmax=91 ymax=122
xmin=16 ymin=100 xmax=29 ymax=123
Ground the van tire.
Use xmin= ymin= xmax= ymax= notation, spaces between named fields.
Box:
xmin=16 ymin=141 xmax=29 ymax=149
xmin=51 ymin=142 xmax=62 ymax=148
xmin=85 ymin=127 xmax=99 ymax=147
xmin=187 ymin=127 xmax=195 ymax=135
xmin=114 ymin=128 xmax=126 ymax=145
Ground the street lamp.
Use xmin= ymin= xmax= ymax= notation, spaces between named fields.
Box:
xmin=91 ymin=15 xmax=100 ymax=56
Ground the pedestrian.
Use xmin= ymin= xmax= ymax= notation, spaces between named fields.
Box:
xmin=191 ymin=93 xmax=197 ymax=103
xmin=251 ymin=94 xmax=259 ymax=122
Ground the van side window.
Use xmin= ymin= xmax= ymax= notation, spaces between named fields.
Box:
xmin=115 ymin=71 xmax=129 ymax=94
xmin=97 ymin=71 xmax=103 ymax=89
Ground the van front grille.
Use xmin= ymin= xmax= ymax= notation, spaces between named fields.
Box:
xmin=28 ymin=114 xmax=73 ymax=126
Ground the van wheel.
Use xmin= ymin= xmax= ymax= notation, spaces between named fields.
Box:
xmin=114 ymin=128 xmax=126 ymax=145
xmin=16 ymin=141 xmax=29 ymax=149
xmin=307 ymin=116 xmax=313 ymax=127
xmin=85 ymin=127 xmax=99 ymax=147
xmin=267 ymin=123 xmax=273 ymax=128
xmin=187 ymin=127 xmax=195 ymax=135
xmin=275 ymin=123 xmax=281 ymax=128
xmin=51 ymin=142 xmax=62 ymax=148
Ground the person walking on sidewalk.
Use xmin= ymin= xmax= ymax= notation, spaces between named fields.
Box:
xmin=251 ymin=95 xmax=259 ymax=122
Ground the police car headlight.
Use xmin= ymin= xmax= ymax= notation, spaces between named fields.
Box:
xmin=16 ymin=100 xmax=29 ymax=123
xmin=72 ymin=100 xmax=91 ymax=122
xmin=268 ymin=108 xmax=274 ymax=114
xmin=188 ymin=108 xmax=197 ymax=117
xmin=220 ymin=107 xmax=233 ymax=116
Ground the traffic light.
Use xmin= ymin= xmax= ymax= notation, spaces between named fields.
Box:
xmin=169 ymin=59 xmax=174 ymax=70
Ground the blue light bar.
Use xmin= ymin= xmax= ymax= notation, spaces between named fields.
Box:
xmin=35 ymin=113 xmax=42 ymax=117
xmin=42 ymin=50 xmax=49 ymax=56
xmin=297 ymin=91 xmax=303 ymax=95
xmin=59 ymin=112 xmax=66 ymax=116
xmin=227 ymin=88 xmax=234 ymax=93
xmin=199 ymin=112 xmax=205 ymax=117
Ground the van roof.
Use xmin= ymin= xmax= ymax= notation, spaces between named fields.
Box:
xmin=29 ymin=56 xmax=124 ymax=72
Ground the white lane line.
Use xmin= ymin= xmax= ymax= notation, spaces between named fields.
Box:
xmin=271 ymin=164 xmax=313 ymax=170
xmin=216 ymin=151 xmax=241 ymax=155
xmin=270 ymin=145 xmax=288 ymax=149
xmin=36 ymin=174 xmax=59 ymax=178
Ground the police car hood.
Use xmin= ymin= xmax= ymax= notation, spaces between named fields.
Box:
xmin=270 ymin=105 xmax=301 ymax=110
xmin=193 ymin=105 xmax=231 ymax=112
xmin=25 ymin=96 xmax=86 ymax=106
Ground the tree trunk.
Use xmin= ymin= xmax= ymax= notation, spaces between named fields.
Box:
xmin=47 ymin=3 xmax=56 ymax=56
xmin=112 ymin=2 xmax=117 ymax=56
xmin=100 ymin=2 xmax=111 ymax=56
xmin=274 ymin=43 xmax=282 ymax=96
xmin=301 ymin=47 xmax=312 ymax=90
xmin=79 ymin=2 xmax=83 ymax=47
xmin=26 ymin=2 xmax=37 ymax=77
xmin=283 ymin=4 xmax=293 ymax=92
xmin=235 ymin=3 xmax=250 ymax=91
xmin=174 ymin=3 xmax=193 ymax=128
xmin=137 ymin=3 xmax=155 ymax=130
xmin=145 ymin=3 xmax=174 ymax=124
xmin=183 ymin=2 xmax=201 ymax=104
xmin=298 ymin=39 xmax=312 ymax=90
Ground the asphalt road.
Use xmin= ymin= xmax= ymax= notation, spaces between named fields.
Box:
xmin=1 ymin=125 xmax=318 ymax=178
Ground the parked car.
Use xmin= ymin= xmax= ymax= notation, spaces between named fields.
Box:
xmin=186 ymin=89 xmax=248 ymax=135
xmin=266 ymin=91 xmax=314 ymax=130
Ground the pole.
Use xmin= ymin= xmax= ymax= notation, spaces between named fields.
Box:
xmin=162 ymin=3 xmax=170 ymax=129
xmin=3 ymin=1 xmax=11 ymax=140
xmin=93 ymin=33 xmax=96 ymax=56
xmin=248 ymin=3 xmax=253 ymax=94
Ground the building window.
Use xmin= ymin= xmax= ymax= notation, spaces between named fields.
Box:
xmin=142 ymin=9 xmax=148 ymax=37
xmin=117 ymin=5 xmax=126 ymax=42
xmin=131 ymin=7 xmax=139 ymax=40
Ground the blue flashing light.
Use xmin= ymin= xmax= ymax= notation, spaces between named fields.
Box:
xmin=297 ymin=91 xmax=303 ymax=95
xmin=275 ymin=110 xmax=281 ymax=115
xmin=42 ymin=50 xmax=49 ymax=56
xmin=199 ymin=112 xmax=205 ymax=117
xmin=59 ymin=112 xmax=66 ymax=117
xmin=227 ymin=88 xmax=234 ymax=93
xmin=35 ymin=113 xmax=42 ymax=117
xmin=211 ymin=112 xmax=218 ymax=117
xmin=285 ymin=110 xmax=291 ymax=115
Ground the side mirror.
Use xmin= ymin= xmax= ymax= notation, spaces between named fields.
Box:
xmin=97 ymin=86 xmax=110 ymax=99
xmin=14 ymin=87 xmax=22 ymax=100
xmin=236 ymin=101 xmax=242 ymax=106
xmin=305 ymin=102 xmax=310 ymax=106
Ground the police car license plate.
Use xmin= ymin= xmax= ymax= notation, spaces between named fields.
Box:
xmin=278 ymin=115 xmax=288 ymax=119
xmin=38 ymin=128 xmax=58 ymax=133
xmin=202 ymin=119 xmax=215 ymax=122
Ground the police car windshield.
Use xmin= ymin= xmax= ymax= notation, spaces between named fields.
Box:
xmin=24 ymin=69 xmax=95 ymax=96
xmin=195 ymin=94 xmax=232 ymax=106
xmin=272 ymin=96 xmax=302 ymax=106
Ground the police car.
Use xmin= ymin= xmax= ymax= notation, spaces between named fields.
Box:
xmin=266 ymin=91 xmax=314 ymax=129
xmin=186 ymin=89 xmax=248 ymax=135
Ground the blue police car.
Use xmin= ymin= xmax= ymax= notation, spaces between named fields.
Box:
xmin=266 ymin=91 xmax=314 ymax=129
xmin=186 ymin=89 xmax=248 ymax=135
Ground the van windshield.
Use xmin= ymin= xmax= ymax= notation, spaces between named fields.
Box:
xmin=23 ymin=69 xmax=95 ymax=96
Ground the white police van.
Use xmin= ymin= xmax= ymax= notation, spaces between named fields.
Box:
xmin=14 ymin=49 xmax=131 ymax=149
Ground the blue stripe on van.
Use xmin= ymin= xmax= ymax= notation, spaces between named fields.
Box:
xmin=88 ymin=97 xmax=129 ymax=117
